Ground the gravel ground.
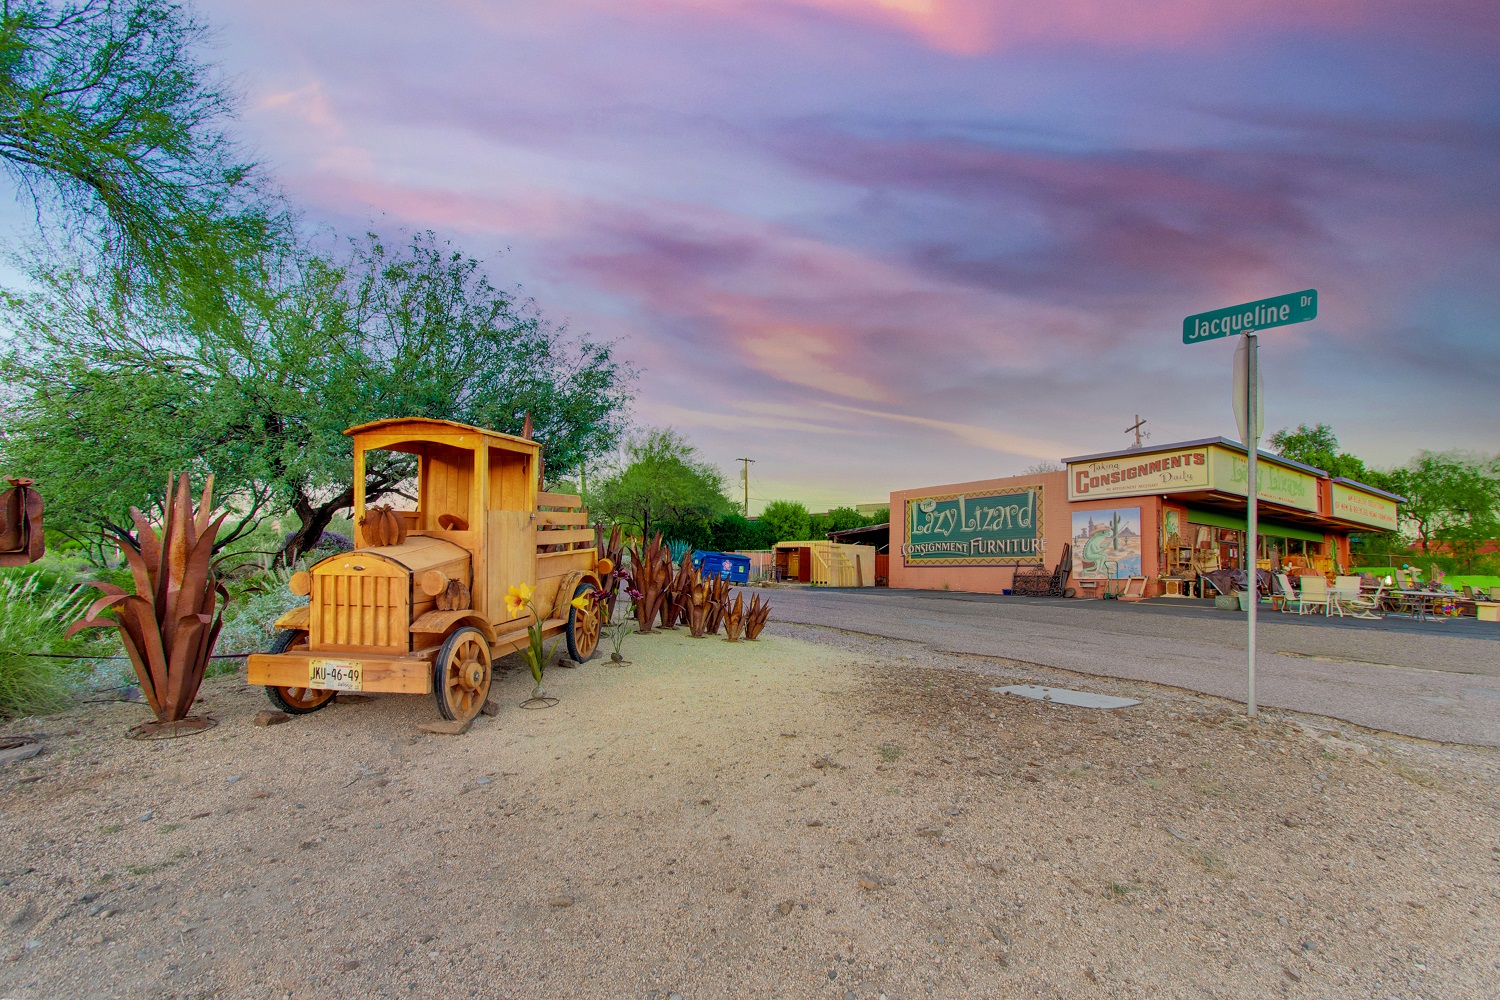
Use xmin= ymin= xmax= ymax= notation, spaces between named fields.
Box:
xmin=1 ymin=626 xmax=1497 ymax=999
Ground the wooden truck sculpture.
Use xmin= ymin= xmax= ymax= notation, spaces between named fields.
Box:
xmin=247 ymin=418 xmax=605 ymax=722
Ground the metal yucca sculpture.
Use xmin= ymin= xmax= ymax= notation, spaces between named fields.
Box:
xmin=744 ymin=593 xmax=772 ymax=640
xmin=722 ymin=591 xmax=745 ymax=642
xmin=628 ymin=533 xmax=672 ymax=634
xmin=68 ymin=474 xmax=229 ymax=734
xmin=662 ymin=551 xmax=696 ymax=630
xmin=704 ymin=577 xmax=729 ymax=635
xmin=593 ymin=524 xmax=626 ymax=619
xmin=684 ymin=578 xmax=712 ymax=638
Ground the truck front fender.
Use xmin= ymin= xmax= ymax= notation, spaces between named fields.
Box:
xmin=410 ymin=610 xmax=498 ymax=645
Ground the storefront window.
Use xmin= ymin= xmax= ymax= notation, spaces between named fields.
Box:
xmin=1256 ymin=534 xmax=1324 ymax=567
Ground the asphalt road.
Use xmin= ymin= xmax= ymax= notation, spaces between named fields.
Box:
xmin=769 ymin=588 xmax=1500 ymax=746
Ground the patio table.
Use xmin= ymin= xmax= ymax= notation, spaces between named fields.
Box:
xmin=1382 ymin=590 xmax=1461 ymax=621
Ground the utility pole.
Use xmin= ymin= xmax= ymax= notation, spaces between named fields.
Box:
xmin=735 ymin=458 xmax=755 ymax=517
xmin=1125 ymin=414 xmax=1148 ymax=449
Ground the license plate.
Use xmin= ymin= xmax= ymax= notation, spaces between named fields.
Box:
xmin=308 ymin=658 xmax=363 ymax=691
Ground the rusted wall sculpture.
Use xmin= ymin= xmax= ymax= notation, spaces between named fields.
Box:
xmin=0 ymin=477 xmax=44 ymax=567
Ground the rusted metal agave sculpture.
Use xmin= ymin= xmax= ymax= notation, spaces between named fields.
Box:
xmin=744 ymin=593 xmax=772 ymax=640
xmin=661 ymin=552 xmax=698 ymax=630
xmin=628 ymin=533 xmax=673 ymax=634
xmin=684 ymin=578 xmax=712 ymax=637
xmin=68 ymin=474 xmax=229 ymax=736
xmin=722 ymin=591 xmax=746 ymax=642
xmin=0 ymin=477 xmax=45 ymax=567
xmin=704 ymin=577 xmax=730 ymax=635
xmin=593 ymin=524 xmax=626 ymax=618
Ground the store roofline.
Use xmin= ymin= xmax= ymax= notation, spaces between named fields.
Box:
xmin=1330 ymin=476 xmax=1406 ymax=503
xmin=1060 ymin=437 xmax=1331 ymax=478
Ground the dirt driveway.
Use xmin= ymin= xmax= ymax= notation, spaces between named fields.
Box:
xmin=2 ymin=627 xmax=1497 ymax=999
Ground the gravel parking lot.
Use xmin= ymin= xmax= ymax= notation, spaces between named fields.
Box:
xmin=1 ymin=625 xmax=1497 ymax=999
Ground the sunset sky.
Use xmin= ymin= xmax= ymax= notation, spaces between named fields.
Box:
xmin=194 ymin=0 xmax=1498 ymax=511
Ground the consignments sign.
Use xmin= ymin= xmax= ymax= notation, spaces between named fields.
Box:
xmin=902 ymin=487 xmax=1042 ymax=566
xmin=1069 ymin=447 xmax=1211 ymax=500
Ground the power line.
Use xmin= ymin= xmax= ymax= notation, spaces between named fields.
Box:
xmin=734 ymin=457 xmax=755 ymax=518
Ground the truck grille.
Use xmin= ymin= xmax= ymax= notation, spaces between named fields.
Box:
xmin=311 ymin=571 xmax=409 ymax=650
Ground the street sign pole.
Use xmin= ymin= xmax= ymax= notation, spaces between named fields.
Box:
xmin=1188 ymin=289 xmax=1316 ymax=720
xmin=1244 ymin=334 xmax=1259 ymax=718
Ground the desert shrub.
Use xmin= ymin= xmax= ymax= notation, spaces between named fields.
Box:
xmin=0 ymin=572 xmax=117 ymax=718
xmin=213 ymin=566 xmax=309 ymax=675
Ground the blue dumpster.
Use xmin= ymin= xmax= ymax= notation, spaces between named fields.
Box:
xmin=693 ymin=550 xmax=751 ymax=584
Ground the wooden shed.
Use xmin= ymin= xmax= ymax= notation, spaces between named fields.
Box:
xmin=772 ymin=540 xmax=876 ymax=587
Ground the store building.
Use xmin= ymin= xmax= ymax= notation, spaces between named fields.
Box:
xmin=887 ymin=438 xmax=1401 ymax=598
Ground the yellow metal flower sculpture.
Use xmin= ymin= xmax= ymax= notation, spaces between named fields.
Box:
xmin=508 ymin=583 xmax=589 ymax=701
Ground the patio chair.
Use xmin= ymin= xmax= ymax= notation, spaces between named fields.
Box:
xmin=1275 ymin=573 xmax=1312 ymax=614
xmin=1297 ymin=576 xmax=1330 ymax=615
xmin=1330 ymin=575 xmax=1381 ymax=619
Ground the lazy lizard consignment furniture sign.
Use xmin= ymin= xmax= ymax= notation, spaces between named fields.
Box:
xmin=901 ymin=487 xmax=1043 ymax=567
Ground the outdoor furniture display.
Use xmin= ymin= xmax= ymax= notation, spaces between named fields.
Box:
xmin=1202 ymin=568 xmax=1273 ymax=602
xmin=1476 ymin=601 xmax=1500 ymax=623
xmin=1328 ymin=575 xmax=1381 ymax=619
xmin=1199 ymin=569 xmax=1236 ymax=598
xmin=1274 ymin=573 xmax=1311 ymax=614
xmin=1296 ymin=576 xmax=1331 ymax=615
xmin=1381 ymin=589 xmax=1462 ymax=622
xmin=1010 ymin=543 xmax=1075 ymax=597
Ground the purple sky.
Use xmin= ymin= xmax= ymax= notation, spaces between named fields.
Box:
xmin=196 ymin=0 xmax=1498 ymax=510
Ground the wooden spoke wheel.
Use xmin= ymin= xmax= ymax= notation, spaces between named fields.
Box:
xmin=433 ymin=626 xmax=492 ymax=722
xmin=565 ymin=581 xmax=602 ymax=662
xmin=264 ymin=630 xmax=337 ymax=715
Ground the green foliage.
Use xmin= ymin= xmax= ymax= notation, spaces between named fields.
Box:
xmin=213 ymin=565 xmax=309 ymax=675
xmin=812 ymin=506 xmax=871 ymax=536
xmin=0 ymin=0 xmax=269 ymax=286
xmin=0 ymin=570 xmax=113 ymax=717
xmin=1269 ymin=423 xmax=1393 ymax=487
xmin=759 ymin=500 xmax=812 ymax=544
xmin=1 ymin=229 xmax=634 ymax=561
xmin=866 ymin=507 xmax=890 ymax=525
xmin=709 ymin=513 xmax=774 ymax=551
xmin=589 ymin=428 xmax=732 ymax=543
xmin=1387 ymin=451 xmax=1500 ymax=567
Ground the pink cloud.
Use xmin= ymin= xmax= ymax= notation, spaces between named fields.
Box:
xmin=611 ymin=0 xmax=1497 ymax=54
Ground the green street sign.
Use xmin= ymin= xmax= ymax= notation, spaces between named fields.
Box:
xmin=1183 ymin=289 xmax=1317 ymax=344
